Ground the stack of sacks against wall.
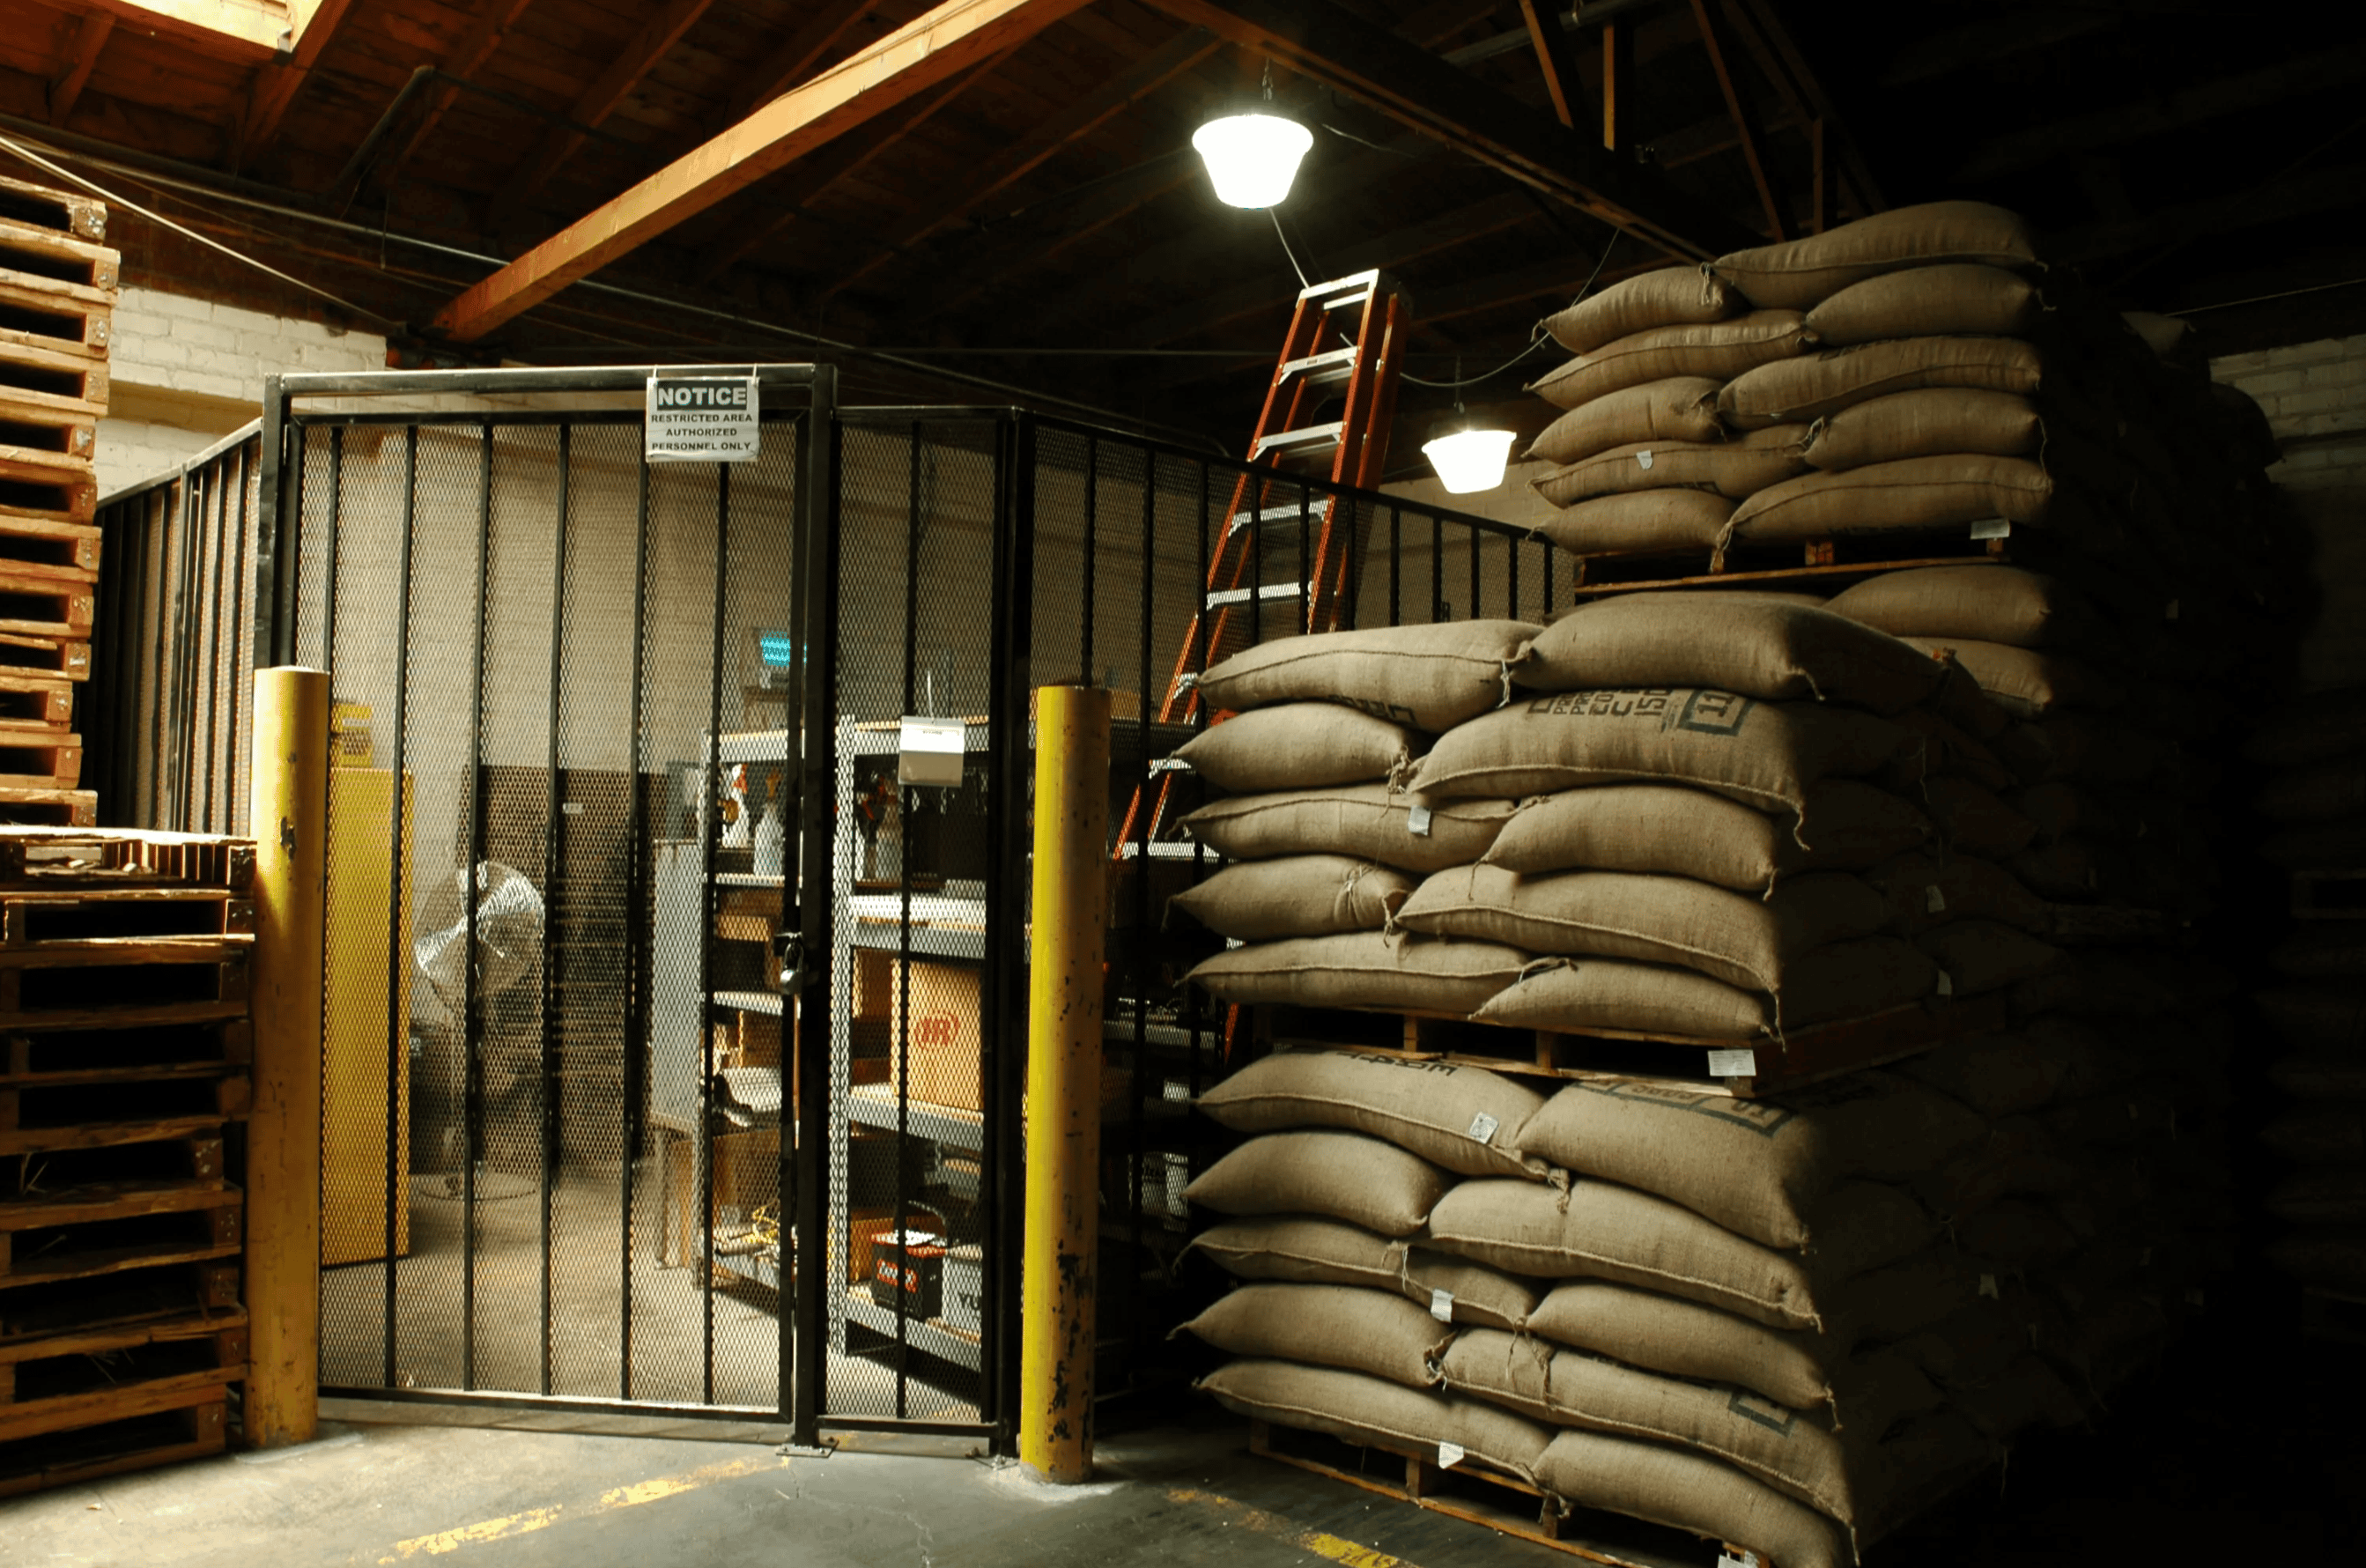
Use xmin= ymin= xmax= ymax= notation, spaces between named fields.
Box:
xmin=1178 ymin=1049 xmax=2024 ymax=1559
xmin=2246 ymin=690 xmax=2366 ymax=1300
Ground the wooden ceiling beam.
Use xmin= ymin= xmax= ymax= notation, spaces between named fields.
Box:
xmin=238 ymin=0 xmax=358 ymax=163
xmin=1136 ymin=0 xmax=1755 ymax=259
xmin=1515 ymin=0 xmax=1590 ymax=130
xmin=1689 ymin=0 xmax=1782 ymax=240
xmin=710 ymin=0 xmax=884 ymax=131
xmin=493 ymin=0 xmax=719 ymax=203
xmin=819 ymin=24 xmax=1224 ymax=296
xmin=48 ymin=12 xmax=114 ymax=125
xmin=380 ymin=0 xmax=541 ymax=182
xmin=431 ymin=0 xmax=1093 ymax=343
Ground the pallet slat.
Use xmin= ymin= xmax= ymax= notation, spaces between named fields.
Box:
xmin=0 ymin=631 xmax=86 ymax=682
xmin=0 ymin=788 xmax=96 ymax=828
xmin=0 ymin=1392 xmax=226 ymax=1498
xmin=0 ymin=829 xmax=255 ymax=891
xmin=0 ymin=278 xmax=109 ymax=362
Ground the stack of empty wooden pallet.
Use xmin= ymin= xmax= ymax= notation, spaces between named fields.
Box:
xmin=0 ymin=172 xmax=110 ymax=831
xmin=0 ymin=826 xmax=255 ymax=1495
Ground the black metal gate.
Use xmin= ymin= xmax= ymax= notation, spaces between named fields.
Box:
xmin=84 ymin=368 xmax=1543 ymax=1451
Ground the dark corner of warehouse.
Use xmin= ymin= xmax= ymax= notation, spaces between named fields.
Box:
xmin=4 ymin=1 xmax=2365 ymax=1564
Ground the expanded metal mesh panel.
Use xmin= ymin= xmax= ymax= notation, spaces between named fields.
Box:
xmin=86 ymin=430 xmax=262 ymax=832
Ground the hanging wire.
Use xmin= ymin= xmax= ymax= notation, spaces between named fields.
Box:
xmin=0 ymin=132 xmax=405 ymax=330
xmin=1400 ymin=230 xmax=1621 ymax=389
xmin=1268 ymin=208 xmax=1311 ymax=290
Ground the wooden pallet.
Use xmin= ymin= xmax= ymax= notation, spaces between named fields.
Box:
xmin=0 ymin=1387 xmax=226 ymax=1498
xmin=0 ymin=452 xmax=96 ymax=527
xmin=0 ymin=630 xmax=85 ymax=681
xmin=0 ymin=889 xmax=251 ymax=950
xmin=0 ymin=1186 xmax=242 ymax=1289
xmin=0 ymin=396 xmax=97 ymax=472
xmin=0 ymin=174 xmax=107 ymax=248
xmin=0 ymin=336 xmax=107 ymax=419
xmin=0 ymin=732 xmax=79 ymax=789
xmin=0 ymin=1254 xmax=238 ymax=1347
xmin=2291 ymin=869 xmax=2366 ymax=921
xmin=0 ymin=1307 xmax=245 ymax=1416
xmin=5 ymin=1022 xmax=250 ymax=1084
xmin=1567 ymin=535 xmax=2012 ymax=597
xmin=0 ymin=788 xmax=94 ymax=828
xmin=0 ymin=672 xmax=72 ymax=731
xmin=0 ymin=829 xmax=255 ymax=891
xmin=0 ymin=571 xmax=91 ymax=640
xmin=0 ymin=277 xmax=109 ymax=364
xmin=1257 ymin=991 xmax=2007 ymax=1099
xmin=0 ymin=215 xmax=118 ymax=303
xmin=1249 ymin=1420 xmax=1749 ymax=1568
xmin=0 ymin=1081 xmax=247 ymax=1156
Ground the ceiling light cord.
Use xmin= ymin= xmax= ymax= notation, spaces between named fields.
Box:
xmin=1268 ymin=208 xmax=1311 ymax=290
xmin=1401 ymin=229 xmax=1616 ymax=389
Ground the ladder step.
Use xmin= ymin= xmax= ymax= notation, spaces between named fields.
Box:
xmin=1253 ymin=422 xmax=1344 ymax=462
xmin=1150 ymin=757 xmax=1193 ymax=773
xmin=1278 ymin=346 xmax=1359 ymax=388
xmin=1226 ymin=498 xmax=1335 ymax=539
xmin=1207 ymin=581 xmax=1305 ymax=610
xmin=1118 ymin=840 xmax=1218 ymax=861
xmin=1300 ymin=269 xmax=1383 ymax=306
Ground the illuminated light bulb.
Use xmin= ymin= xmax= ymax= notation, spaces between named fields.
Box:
xmin=1192 ymin=111 xmax=1314 ymax=210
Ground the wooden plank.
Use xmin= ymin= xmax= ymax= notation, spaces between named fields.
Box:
xmin=431 ymin=0 xmax=1096 ymax=342
xmin=0 ymin=339 xmax=106 ymax=422
xmin=47 ymin=16 xmax=115 ymax=129
xmin=0 ymin=281 xmax=110 ymax=363
xmin=0 ymin=935 xmax=249 ymax=967
xmin=240 ymin=0 xmax=360 ymax=160
xmin=0 ymin=1178 xmax=241 ymax=1233
xmin=0 ymin=177 xmax=104 ymax=248
xmin=0 ymin=1362 xmax=241 ymax=1444
xmin=1516 ymin=0 xmax=1590 ymax=130
xmin=0 ymin=1224 xmax=241 ymax=1291
xmin=0 ymin=1389 xmax=225 ymax=1498
xmin=0 ymin=218 xmax=119 ymax=298
xmin=0 ymin=455 xmax=95 ymax=528
xmin=381 ymin=0 xmax=543 ymax=178
xmin=0 ymin=734 xmax=78 ymax=789
xmin=0 ymin=789 xmax=94 ymax=828
xmin=0 ymin=633 xmax=87 ymax=682
xmin=1144 ymin=0 xmax=1755 ymax=259
xmin=0 ymin=514 xmax=99 ymax=584
xmin=707 ymin=0 xmax=884 ymax=130
xmin=0 ymin=828 xmax=254 ymax=891
xmin=0 ymin=674 xmax=74 ymax=729
xmin=1689 ymin=0 xmax=1783 ymax=240
xmin=0 ymin=1306 xmax=245 ymax=1368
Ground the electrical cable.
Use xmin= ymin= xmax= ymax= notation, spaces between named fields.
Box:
xmin=0 ymin=132 xmax=404 ymax=331
xmin=1400 ymin=229 xmax=1618 ymax=388
xmin=1268 ymin=208 xmax=1311 ymax=290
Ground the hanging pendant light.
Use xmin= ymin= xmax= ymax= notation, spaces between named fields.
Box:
xmin=1423 ymin=361 xmax=1514 ymax=493
xmin=1194 ymin=63 xmax=1313 ymax=210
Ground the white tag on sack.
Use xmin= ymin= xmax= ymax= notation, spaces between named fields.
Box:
xmin=1437 ymin=1441 xmax=1466 ymax=1469
xmin=1719 ymin=1555 xmax=1763 ymax=1568
xmin=1935 ymin=971 xmax=1955 ymax=996
xmin=1636 ymin=449 xmax=1655 ymax=470
xmin=1431 ymin=1289 xmax=1454 ymax=1323
xmin=1408 ymin=802 xmax=1433 ymax=837
xmin=1707 ymin=1048 xmax=1756 ymax=1078
xmin=1467 ymin=1112 xmax=1500 ymax=1145
xmin=1925 ymin=884 xmax=1947 ymax=913
xmin=1970 ymin=516 xmax=2012 ymax=541
xmin=1978 ymin=1273 xmax=1999 ymax=1299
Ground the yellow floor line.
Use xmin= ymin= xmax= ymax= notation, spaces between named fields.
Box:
xmin=1166 ymin=1487 xmax=1417 ymax=1568
xmin=381 ymin=1454 xmax=789 ymax=1561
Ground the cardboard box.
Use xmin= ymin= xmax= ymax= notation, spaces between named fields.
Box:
xmin=874 ymin=1230 xmax=946 ymax=1320
xmin=887 ymin=958 xmax=983 ymax=1112
xmin=943 ymin=1245 xmax=984 ymax=1335
xmin=845 ymin=1204 xmax=944 ymax=1284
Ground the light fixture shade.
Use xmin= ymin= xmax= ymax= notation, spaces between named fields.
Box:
xmin=1192 ymin=112 xmax=1315 ymax=209
xmin=1423 ymin=426 xmax=1516 ymax=493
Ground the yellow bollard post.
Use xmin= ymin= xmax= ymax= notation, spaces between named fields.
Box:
xmin=1019 ymin=684 xmax=1110 ymax=1483
xmin=245 ymin=666 xmax=329 ymax=1448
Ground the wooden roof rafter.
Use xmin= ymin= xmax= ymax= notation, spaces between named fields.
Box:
xmin=491 ymin=0 xmax=720 ymax=204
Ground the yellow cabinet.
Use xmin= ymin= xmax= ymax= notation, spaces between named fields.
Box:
xmin=322 ymin=769 xmax=411 ymax=1267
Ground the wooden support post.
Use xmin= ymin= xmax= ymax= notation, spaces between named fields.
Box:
xmin=1019 ymin=685 xmax=1110 ymax=1484
xmin=244 ymin=666 xmax=328 ymax=1449
xmin=1602 ymin=18 xmax=1632 ymax=153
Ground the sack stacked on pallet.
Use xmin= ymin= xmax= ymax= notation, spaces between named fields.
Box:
xmin=1179 ymin=1048 xmax=2043 ymax=1564
xmin=2248 ymin=690 xmax=2366 ymax=1298
xmin=1175 ymin=595 xmax=2082 ymax=1039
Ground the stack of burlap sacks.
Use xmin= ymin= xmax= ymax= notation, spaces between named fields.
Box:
xmin=2251 ymin=690 xmax=2366 ymax=1298
xmin=1163 ymin=201 xmax=2288 ymax=1560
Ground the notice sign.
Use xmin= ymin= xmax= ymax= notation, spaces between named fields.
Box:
xmin=646 ymin=373 xmax=758 ymax=462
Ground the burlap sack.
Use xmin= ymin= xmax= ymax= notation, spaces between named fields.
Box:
xmin=1804 ymin=388 xmax=2044 ymax=472
xmin=2272 ymin=1055 xmax=2366 ymax=1099
xmin=2257 ymin=759 xmax=2366 ymax=824
xmin=2266 ymin=1170 xmax=2366 ymax=1226
xmin=2266 ymin=1232 xmax=2366 ymax=1292
xmin=2245 ymin=687 xmax=2366 ymax=769
xmin=1166 ymin=855 xmax=1411 ymax=942
xmin=1532 ymin=426 xmax=1812 ymax=507
xmin=1183 ymin=1129 xmax=1449 ymax=1236
xmin=1193 ymin=622 xmax=1541 ymax=733
xmin=1541 ymin=266 xmax=1737 ymax=354
xmin=1948 ymin=1354 xmax=2085 ymax=1442
xmin=1917 ymin=921 xmax=2063 ymax=995
xmin=1196 ymin=1047 xmax=1548 ymax=1179
xmin=1802 ymin=263 xmax=2044 ymax=345
xmin=1533 ymin=488 xmax=1736 ymax=557
xmin=1514 ymin=1074 xmax=1985 ymax=1248
xmin=1527 ymin=1258 xmax=1972 ymax=1413
xmin=1482 ymin=780 xmax=1932 ymax=890
xmin=1179 ymin=1283 xmax=1454 ymax=1388
xmin=1723 ymin=455 xmax=2053 ymax=550
xmin=1409 ymin=690 xmax=1909 ymax=816
xmin=1893 ymin=1299 xmax=2028 ymax=1390
xmin=1396 ymin=864 xmax=1887 ymax=995
xmin=1187 ymin=931 xmax=1531 ymax=1017
xmin=1425 ymin=1178 xmax=1933 ymax=1330
xmin=1179 ymin=784 xmax=1514 ymax=874
xmin=1919 ymin=777 xmax=2037 ymax=856
xmin=1895 ymin=1025 xmax=2122 ymax=1118
xmin=2257 ymin=986 xmax=2366 ymax=1052
xmin=1198 ymin=1360 xmax=1554 ymax=1483
xmin=1440 ymin=1329 xmax=1869 ymax=1524
xmin=1184 ymin=1217 xmax=1542 ymax=1330
xmin=1824 ymin=566 xmax=2088 ymax=648
xmin=1517 ymin=594 xmax=1941 ymax=714
xmin=1864 ymin=852 xmax=2045 ymax=935
xmin=1956 ymin=1198 xmax=2076 ymax=1269
xmin=1710 ymin=201 xmax=2040 ymax=310
xmin=1534 ymin=1427 xmax=1848 ymax=1568
xmin=1173 ymin=703 xmax=1417 ymax=792
xmin=1475 ymin=940 xmax=1938 ymax=1038
xmin=1718 ymin=337 xmax=2044 ymax=430
xmin=1855 ymin=1411 xmax=2002 ymax=1547
xmin=2015 ymin=715 xmax=2167 ymax=787
xmin=1527 ymin=312 xmax=1814 ymax=410
xmin=1526 ymin=375 xmax=1724 ymax=464
xmin=1900 ymin=637 xmax=2119 ymax=719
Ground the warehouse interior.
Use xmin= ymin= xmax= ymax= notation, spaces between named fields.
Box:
xmin=4 ymin=2 xmax=2366 ymax=1564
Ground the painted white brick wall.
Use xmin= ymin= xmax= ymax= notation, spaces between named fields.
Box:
xmin=2213 ymin=334 xmax=2366 ymax=688
xmin=97 ymin=285 xmax=386 ymax=496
